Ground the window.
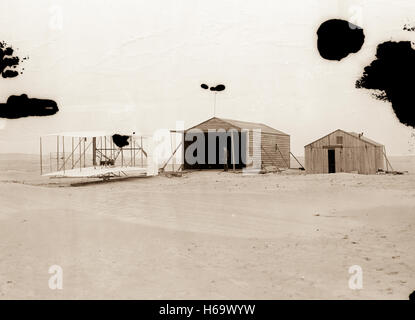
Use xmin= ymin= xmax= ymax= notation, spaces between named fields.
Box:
xmin=336 ymin=136 xmax=343 ymax=144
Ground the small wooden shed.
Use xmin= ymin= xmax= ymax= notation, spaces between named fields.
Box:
xmin=304 ymin=129 xmax=385 ymax=174
xmin=183 ymin=117 xmax=290 ymax=170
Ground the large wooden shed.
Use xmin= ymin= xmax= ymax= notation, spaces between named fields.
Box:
xmin=304 ymin=129 xmax=385 ymax=174
xmin=183 ymin=117 xmax=290 ymax=170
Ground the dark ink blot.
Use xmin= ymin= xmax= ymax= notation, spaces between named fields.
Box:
xmin=214 ymin=84 xmax=225 ymax=92
xmin=210 ymin=84 xmax=226 ymax=92
xmin=2 ymin=69 xmax=19 ymax=78
xmin=356 ymin=41 xmax=415 ymax=128
xmin=317 ymin=19 xmax=365 ymax=61
xmin=112 ymin=134 xmax=130 ymax=148
xmin=0 ymin=94 xmax=59 ymax=119
xmin=201 ymin=84 xmax=209 ymax=89
xmin=410 ymin=290 xmax=415 ymax=300
xmin=403 ymin=24 xmax=415 ymax=32
xmin=0 ymin=41 xmax=26 ymax=78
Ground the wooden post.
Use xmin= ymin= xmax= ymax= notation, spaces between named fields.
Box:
xmin=72 ymin=137 xmax=74 ymax=169
xmin=99 ymin=137 xmax=102 ymax=164
xmin=171 ymin=134 xmax=175 ymax=172
xmin=290 ymin=152 xmax=305 ymax=170
xmin=130 ymin=136 xmax=133 ymax=167
xmin=83 ymin=138 xmax=86 ymax=168
xmin=92 ymin=137 xmax=97 ymax=167
xmin=214 ymin=92 xmax=217 ymax=116
xmin=111 ymin=139 xmax=114 ymax=164
xmin=383 ymin=146 xmax=393 ymax=171
xmin=141 ymin=136 xmax=144 ymax=167
xmin=99 ymin=137 xmax=102 ymax=165
xmin=62 ymin=136 xmax=65 ymax=173
xmin=79 ymin=137 xmax=82 ymax=172
xmin=231 ymin=131 xmax=236 ymax=172
xmin=182 ymin=132 xmax=185 ymax=169
xmin=276 ymin=143 xmax=289 ymax=169
xmin=57 ymin=136 xmax=59 ymax=172
xmin=110 ymin=137 xmax=113 ymax=162
xmin=104 ymin=136 xmax=107 ymax=162
xmin=161 ymin=142 xmax=183 ymax=171
xmin=40 ymin=137 xmax=43 ymax=175
xmin=121 ymin=148 xmax=124 ymax=167
xmin=133 ymin=137 xmax=136 ymax=167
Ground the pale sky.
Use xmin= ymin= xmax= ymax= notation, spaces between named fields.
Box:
xmin=1 ymin=0 xmax=415 ymax=155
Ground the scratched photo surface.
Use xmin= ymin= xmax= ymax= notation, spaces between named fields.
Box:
xmin=0 ymin=0 xmax=414 ymax=300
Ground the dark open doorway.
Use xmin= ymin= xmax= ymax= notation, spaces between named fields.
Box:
xmin=328 ymin=149 xmax=336 ymax=173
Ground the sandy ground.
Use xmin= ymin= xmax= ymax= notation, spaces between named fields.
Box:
xmin=0 ymin=154 xmax=414 ymax=299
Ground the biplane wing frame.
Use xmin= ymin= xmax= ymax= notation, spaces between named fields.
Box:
xmin=40 ymin=132 xmax=153 ymax=181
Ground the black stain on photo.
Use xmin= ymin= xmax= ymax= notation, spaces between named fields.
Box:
xmin=210 ymin=84 xmax=226 ymax=92
xmin=403 ymin=24 xmax=415 ymax=32
xmin=0 ymin=41 xmax=27 ymax=78
xmin=356 ymin=41 xmax=415 ymax=128
xmin=112 ymin=134 xmax=130 ymax=148
xmin=201 ymin=83 xmax=209 ymax=90
xmin=317 ymin=19 xmax=365 ymax=61
xmin=0 ymin=94 xmax=59 ymax=119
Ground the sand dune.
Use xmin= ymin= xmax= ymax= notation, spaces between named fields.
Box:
xmin=0 ymin=154 xmax=414 ymax=299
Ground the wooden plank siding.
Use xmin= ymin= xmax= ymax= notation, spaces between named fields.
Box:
xmin=305 ymin=130 xmax=385 ymax=174
xmin=261 ymin=133 xmax=290 ymax=169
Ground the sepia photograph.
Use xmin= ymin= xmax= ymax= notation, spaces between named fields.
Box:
xmin=0 ymin=0 xmax=414 ymax=313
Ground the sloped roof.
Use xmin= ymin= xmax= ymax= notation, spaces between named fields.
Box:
xmin=187 ymin=117 xmax=289 ymax=136
xmin=347 ymin=132 xmax=383 ymax=147
xmin=305 ymin=129 xmax=383 ymax=147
